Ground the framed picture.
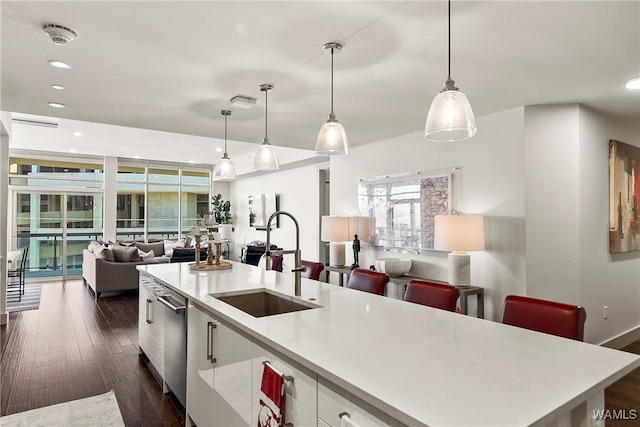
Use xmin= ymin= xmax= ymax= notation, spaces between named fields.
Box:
xmin=249 ymin=194 xmax=279 ymax=229
xmin=609 ymin=139 xmax=640 ymax=253
xmin=358 ymin=171 xmax=454 ymax=252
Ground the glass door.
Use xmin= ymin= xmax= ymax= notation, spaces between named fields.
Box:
xmin=14 ymin=192 xmax=103 ymax=278
xmin=66 ymin=194 xmax=104 ymax=276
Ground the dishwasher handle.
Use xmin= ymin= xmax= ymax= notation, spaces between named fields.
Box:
xmin=157 ymin=294 xmax=186 ymax=314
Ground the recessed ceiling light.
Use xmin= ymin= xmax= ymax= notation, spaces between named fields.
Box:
xmin=48 ymin=102 xmax=66 ymax=108
xmin=189 ymin=160 xmax=195 ymax=164
xmin=134 ymin=155 xmax=141 ymax=159
xmin=73 ymin=131 xmax=82 ymax=137
xmin=52 ymin=84 xmax=65 ymax=90
xmin=215 ymin=147 xmax=222 ymax=153
xmin=48 ymin=60 xmax=71 ymax=69
xmin=69 ymin=148 xmax=76 ymax=153
xmin=626 ymin=77 xmax=640 ymax=90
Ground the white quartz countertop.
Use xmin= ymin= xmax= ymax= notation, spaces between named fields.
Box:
xmin=138 ymin=262 xmax=640 ymax=426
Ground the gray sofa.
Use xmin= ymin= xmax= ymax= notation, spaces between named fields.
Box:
xmin=82 ymin=241 xmax=169 ymax=299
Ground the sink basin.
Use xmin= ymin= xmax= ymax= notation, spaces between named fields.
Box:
xmin=211 ymin=289 xmax=320 ymax=318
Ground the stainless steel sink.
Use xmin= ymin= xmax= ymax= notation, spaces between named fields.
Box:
xmin=211 ymin=289 xmax=320 ymax=318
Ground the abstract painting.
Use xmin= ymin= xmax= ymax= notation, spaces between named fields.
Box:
xmin=609 ymin=139 xmax=640 ymax=253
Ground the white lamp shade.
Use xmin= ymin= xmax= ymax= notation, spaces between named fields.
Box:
xmin=212 ymin=157 xmax=236 ymax=181
xmin=254 ymin=143 xmax=280 ymax=170
xmin=315 ymin=120 xmax=349 ymax=155
xmin=321 ymin=216 xmax=350 ymax=242
xmin=348 ymin=216 xmax=372 ymax=242
xmin=425 ymin=90 xmax=477 ymax=142
xmin=434 ymin=214 xmax=485 ymax=252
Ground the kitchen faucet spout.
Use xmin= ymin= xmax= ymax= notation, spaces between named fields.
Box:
xmin=265 ymin=211 xmax=303 ymax=296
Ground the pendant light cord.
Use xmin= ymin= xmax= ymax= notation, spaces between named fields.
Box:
xmin=448 ymin=0 xmax=451 ymax=79
xmin=264 ymin=89 xmax=268 ymax=141
xmin=330 ymin=47 xmax=335 ymax=116
xmin=224 ymin=114 xmax=228 ymax=155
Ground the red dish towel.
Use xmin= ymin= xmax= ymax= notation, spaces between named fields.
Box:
xmin=257 ymin=362 xmax=284 ymax=427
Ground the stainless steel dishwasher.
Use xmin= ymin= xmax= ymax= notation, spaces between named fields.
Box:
xmin=157 ymin=286 xmax=187 ymax=408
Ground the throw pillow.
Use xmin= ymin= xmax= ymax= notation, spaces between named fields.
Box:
xmin=87 ymin=241 xmax=102 ymax=253
xmin=94 ymin=245 xmax=115 ymax=262
xmin=138 ymin=249 xmax=155 ymax=262
xmin=163 ymin=240 xmax=179 ymax=257
xmin=111 ymin=245 xmax=139 ymax=262
xmin=134 ymin=241 xmax=164 ymax=256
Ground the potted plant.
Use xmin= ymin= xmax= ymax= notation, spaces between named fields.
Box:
xmin=210 ymin=194 xmax=233 ymax=245
xmin=211 ymin=194 xmax=233 ymax=225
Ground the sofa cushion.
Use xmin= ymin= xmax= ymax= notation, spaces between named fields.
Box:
xmin=134 ymin=241 xmax=164 ymax=257
xmin=94 ymin=245 xmax=115 ymax=262
xmin=111 ymin=245 xmax=139 ymax=262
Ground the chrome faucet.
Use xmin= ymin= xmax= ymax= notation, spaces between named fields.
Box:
xmin=265 ymin=211 xmax=304 ymax=296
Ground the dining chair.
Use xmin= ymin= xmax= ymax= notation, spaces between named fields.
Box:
xmin=404 ymin=279 xmax=459 ymax=312
xmin=269 ymin=254 xmax=283 ymax=272
xmin=8 ymin=246 xmax=29 ymax=297
xmin=501 ymin=295 xmax=587 ymax=341
xmin=300 ymin=260 xmax=324 ymax=281
xmin=347 ymin=268 xmax=389 ymax=296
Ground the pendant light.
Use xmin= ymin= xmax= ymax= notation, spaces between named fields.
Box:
xmin=212 ymin=110 xmax=236 ymax=181
xmin=254 ymin=83 xmax=280 ymax=170
xmin=316 ymin=42 xmax=349 ymax=156
xmin=425 ymin=0 xmax=477 ymax=142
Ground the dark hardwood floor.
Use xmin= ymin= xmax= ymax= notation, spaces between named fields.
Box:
xmin=606 ymin=340 xmax=640 ymax=427
xmin=1 ymin=279 xmax=640 ymax=426
xmin=0 ymin=279 xmax=184 ymax=426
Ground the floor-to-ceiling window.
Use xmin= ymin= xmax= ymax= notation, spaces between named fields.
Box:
xmin=10 ymin=156 xmax=212 ymax=278
xmin=9 ymin=157 xmax=104 ymax=277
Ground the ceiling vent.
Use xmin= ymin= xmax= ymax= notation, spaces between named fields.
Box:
xmin=43 ymin=24 xmax=77 ymax=45
xmin=229 ymin=95 xmax=257 ymax=109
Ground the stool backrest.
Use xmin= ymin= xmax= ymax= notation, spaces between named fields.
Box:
xmin=300 ymin=260 xmax=324 ymax=281
xmin=501 ymin=295 xmax=587 ymax=341
xmin=404 ymin=280 xmax=459 ymax=312
xmin=347 ymin=268 xmax=389 ymax=296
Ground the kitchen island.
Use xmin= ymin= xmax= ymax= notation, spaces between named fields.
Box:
xmin=138 ymin=261 xmax=640 ymax=427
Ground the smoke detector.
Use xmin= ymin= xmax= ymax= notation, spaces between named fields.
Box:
xmin=43 ymin=24 xmax=77 ymax=45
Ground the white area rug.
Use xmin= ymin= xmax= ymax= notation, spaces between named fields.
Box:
xmin=0 ymin=390 xmax=125 ymax=427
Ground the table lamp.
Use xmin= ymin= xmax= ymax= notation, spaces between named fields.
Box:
xmin=321 ymin=216 xmax=350 ymax=267
xmin=434 ymin=214 xmax=485 ymax=288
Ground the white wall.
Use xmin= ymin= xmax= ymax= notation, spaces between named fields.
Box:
xmin=524 ymin=105 xmax=582 ymax=303
xmin=230 ymin=164 xmax=323 ymax=268
xmin=330 ymin=107 xmax=527 ymax=318
xmin=524 ymin=104 xmax=640 ymax=344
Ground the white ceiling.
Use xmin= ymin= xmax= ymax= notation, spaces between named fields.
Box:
xmin=2 ymin=1 xmax=639 ymax=167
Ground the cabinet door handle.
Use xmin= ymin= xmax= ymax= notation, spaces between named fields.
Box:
xmin=146 ymin=298 xmax=153 ymax=323
xmin=207 ymin=321 xmax=218 ymax=363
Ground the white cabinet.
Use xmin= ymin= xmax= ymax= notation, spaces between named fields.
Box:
xmin=251 ymin=341 xmax=318 ymax=427
xmin=187 ymin=303 xmax=253 ymax=427
xmin=317 ymin=377 xmax=403 ymax=427
xmin=138 ymin=275 xmax=164 ymax=376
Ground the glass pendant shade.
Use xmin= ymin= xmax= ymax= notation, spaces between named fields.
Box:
xmin=213 ymin=155 xmax=236 ymax=181
xmin=315 ymin=117 xmax=349 ymax=155
xmin=213 ymin=109 xmax=236 ymax=181
xmin=254 ymin=83 xmax=280 ymax=171
xmin=425 ymin=88 xmax=477 ymax=142
xmin=425 ymin=0 xmax=477 ymax=142
xmin=254 ymin=141 xmax=279 ymax=170
xmin=316 ymin=42 xmax=348 ymax=156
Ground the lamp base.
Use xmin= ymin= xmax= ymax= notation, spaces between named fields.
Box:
xmin=329 ymin=242 xmax=346 ymax=267
xmin=448 ymin=252 xmax=471 ymax=287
